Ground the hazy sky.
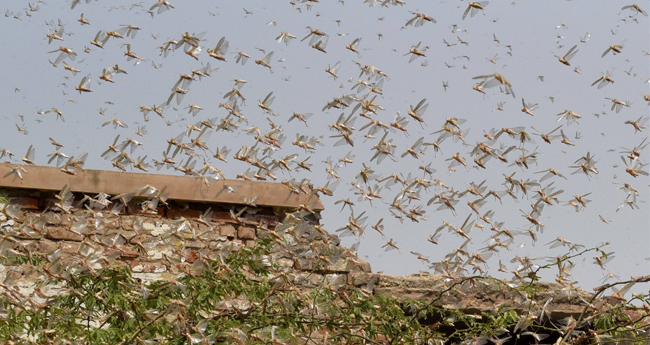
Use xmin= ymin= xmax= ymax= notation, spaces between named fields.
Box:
xmin=1 ymin=0 xmax=648 ymax=293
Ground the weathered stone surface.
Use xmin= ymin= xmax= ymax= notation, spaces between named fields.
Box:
xmin=119 ymin=230 xmax=137 ymax=240
xmin=150 ymin=223 xmax=171 ymax=236
xmin=129 ymin=261 xmax=167 ymax=273
xmin=219 ymin=224 xmax=236 ymax=238
xmin=184 ymin=240 xmax=206 ymax=249
xmin=230 ymin=239 xmax=244 ymax=250
xmin=276 ymin=258 xmax=294 ymax=269
xmin=21 ymin=239 xmax=57 ymax=255
xmin=184 ymin=250 xmax=199 ymax=263
xmin=1 ymin=219 xmax=15 ymax=227
xmin=349 ymin=272 xmax=379 ymax=288
xmin=130 ymin=234 xmax=152 ymax=244
xmin=60 ymin=241 xmax=84 ymax=254
xmin=103 ymin=218 xmax=120 ymax=228
xmin=237 ymin=225 xmax=256 ymax=240
xmin=0 ymin=171 xmax=372 ymax=316
xmin=46 ymin=227 xmax=84 ymax=241
xmin=207 ymin=238 xmax=228 ymax=249
xmin=167 ymin=208 xmax=201 ymax=220
xmin=8 ymin=197 xmax=40 ymax=210
xmin=119 ymin=247 xmax=139 ymax=259
xmin=328 ymin=234 xmax=340 ymax=246
xmin=294 ymin=257 xmax=313 ymax=270
xmin=324 ymin=273 xmax=347 ymax=287
xmin=373 ymin=273 xmax=599 ymax=318
xmin=141 ymin=221 xmax=155 ymax=231
xmin=294 ymin=272 xmax=325 ymax=287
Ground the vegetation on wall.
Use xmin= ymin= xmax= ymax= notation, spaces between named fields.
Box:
xmin=1 ymin=233 xmax=648 ymax=345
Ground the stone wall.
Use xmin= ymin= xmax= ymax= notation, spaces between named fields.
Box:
xmin=0 ymin=164 xmax=372 ymax=301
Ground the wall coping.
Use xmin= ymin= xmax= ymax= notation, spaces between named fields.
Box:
xmin=0 ymin=163 xmax=323 ymax=211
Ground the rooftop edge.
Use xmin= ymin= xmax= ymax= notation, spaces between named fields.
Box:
xmin=0 ymin=163 xmax=324 ymax=211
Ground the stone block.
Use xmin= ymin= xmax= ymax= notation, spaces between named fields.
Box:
xmin=184 ymin=250 xmax=199 ymax=263
xmin=103 ymin=218 xmax=120 ymax=228
xmin=167 ymin=208 xmax=201 ymax=220
xmin=120 ymin=216 xmax=137 ymax=230
xmin=119 ymin=247 xmax=139 ymax=259
xmin=46 ymin=226 xmax=84 ymax=241
xmin=328 ymin=234 xmax=340 ymax=246
xmin=212 ymin=211 xmax=234 ymax=223
xmin=185 ymin=240 xmax=206 ymax=249
xmin=276 ymin=258 xmax=295 ymax=269
xmin=130 ymin=234 xmax=152 ymax=244
xmin=294 ymin=272 xmax=325 ymax=287
xmin=119 ymin=230 xmax=137 ymax=240
xmin=23 ymin=240 xmax=57 ymax=255
xmin=146 ymin=222 xmax=171 ymax=236
xmin=219 ymin=224 xmax=236 ymax=238
xmin=60 ymin=241 xmax=85 ymax=254
xmin=230 ymin=239 xmax=243 ymax=250
xmin=237 ymin=226 xmax=256 ymax=240
xmin=129 ymin=261 xmax=167 ymax=273
xmin=207 ymin=239 xmax=228 ymax=249
xmin=9 ymin=197 xmax=40 ymax=210
xmin=348 ymin=272 xmax=379 ymax=288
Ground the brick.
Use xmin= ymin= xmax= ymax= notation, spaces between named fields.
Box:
xmin=9 ymin=197 xmax=39 ymax=210
xmin=119 ymin=247 xmax=140 ymax=259
xmin=24 ymin=240 xmax=57 ymax=255
xmin=103 ymin=218 xmax=120 ymax=228
xmin=56 ymin=214 xmax=75 ymax=224
xmin=244 ymin=214 xmax=280 ymax=227
xmin=196 ymin=226 xmax=222 ymax=241
xmin=167 ymin=208 xmax=201 ymax=220
xmin=60 ymin=241 xmax=83 ymax=254
xmin=130 ymin=234 xmax=152 ymax=244
xmin=43 ymin=213 xmax=62 ymax=225
xmin=219 ymin=224 xmax=236 ymax=238
xmin=129 ymin=261 xmax=167 ymax=273
xmin=46 ymin=227 xmax=84 ymax=241
xmin=237 ymin=226 xmax=256 ymax=240
xmin=11 ymin=230 xmax=41 ymax=240
xmin=184 ymin=250 xmax=199 ymax=263
xmin=212 ymin=211 xmax=234 ymax=223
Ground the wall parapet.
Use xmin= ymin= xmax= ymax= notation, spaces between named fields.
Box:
xmin=0 ymin=165 xmax=371 ymax=306
xmin=0 ymin=163 xmax=324 ymax=211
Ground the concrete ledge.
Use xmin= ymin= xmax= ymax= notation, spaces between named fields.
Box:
xmin=0 ymin=163 xmax=323 ymax=211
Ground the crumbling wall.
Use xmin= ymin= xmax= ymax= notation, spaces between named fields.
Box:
xmin=0 ymin=187 xmax=372 ymax=301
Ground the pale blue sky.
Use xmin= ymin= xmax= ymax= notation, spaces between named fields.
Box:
xmin=1 ymin=0 xmax=648 ymax=293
